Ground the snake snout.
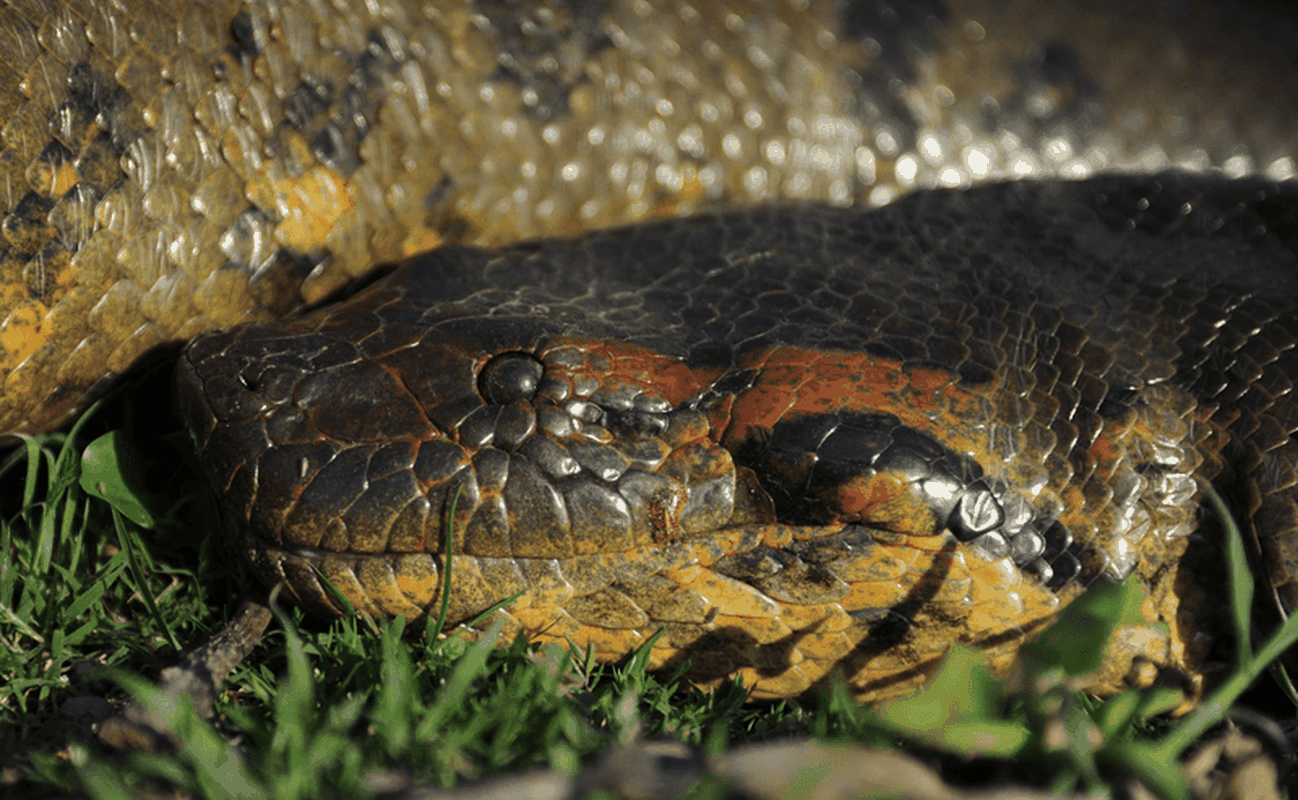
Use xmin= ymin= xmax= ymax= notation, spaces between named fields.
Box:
xmin=172 ymin=179 xmax=1298 ymax=701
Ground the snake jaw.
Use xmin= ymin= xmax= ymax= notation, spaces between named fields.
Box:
xmin=174 ymin=177 xmax=1298 ymax=701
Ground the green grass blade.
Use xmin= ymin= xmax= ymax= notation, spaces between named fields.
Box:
xmin=1203 ymin=484 xmax=1252 ymax=665
xmin=430 ymin=487 xmax=461 ymax=639
xmin=114 ymin=509 xmax=180 ymax=652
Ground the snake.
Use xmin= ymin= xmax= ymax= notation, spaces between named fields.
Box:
xmin=4 ymin=0 xmax=1298 ymax=702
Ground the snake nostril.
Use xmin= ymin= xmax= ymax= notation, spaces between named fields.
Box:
xmin=478 ymin=351 xmax=545 ymax=405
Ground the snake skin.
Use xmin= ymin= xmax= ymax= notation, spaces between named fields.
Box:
xmin=3 ymin=0 xmax=1298 ymax=699
xmin=2 ymin=0 xmax=1297 ymax=433
xmin=178 ymin=174 xmax=1298 ymax=701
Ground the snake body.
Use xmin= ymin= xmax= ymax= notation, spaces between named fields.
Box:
xmin=178 ymin=174 xmax=1298 ymax=701
xmin=4 ymin=1 xmax=1298 ymax=699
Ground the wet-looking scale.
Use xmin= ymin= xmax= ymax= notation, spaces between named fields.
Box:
xmin=177 ymin=175 xmax=1298 ymax=702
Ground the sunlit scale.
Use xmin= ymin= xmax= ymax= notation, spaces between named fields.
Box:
xmin=1 ymin=0 xmax=1297 ymax=436
xmin=1 ymin=0 xmax=1292 ymax=711
xmin=176 ymin=178 xmax=1298 ymax=701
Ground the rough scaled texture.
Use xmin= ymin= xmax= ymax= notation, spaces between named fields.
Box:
xmin=2 ymin=0 xmax=1297 ymax=433
xmin=178 ymin=175 xmax=1298 ymax=701
xmin=5 ymin=0 xmax=1298 ymax=704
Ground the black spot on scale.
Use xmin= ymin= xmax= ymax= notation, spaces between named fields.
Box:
xmin=228 ymin=12 xmax=261 ymax=57
xmin=63 ymin=62 xmax=125 ymax=144
xmin=1096 ymin=385 xmax=1143 ymax=420
xmin=283 ymin=80 xmax=333 ymax=137
xmin=274 ymin=29 xmax=403 ymax=178
xmin=1036 ymin=40 xmax=1088 ymax=88
xmin=4 ymin=194 xmax=54 ymax=257
xmin=55 ymin=57 xmax=142 ymax=151
xmin=474 ymin=0 xmax=614 ymax=120
xmin=837 ymin=0 xmax=946 ymax=150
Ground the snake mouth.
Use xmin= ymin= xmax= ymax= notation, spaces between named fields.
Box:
xmin=181 ymin=306 xmax=1098 ymax=610
xmin=243 ymin=514 xmax=1079 ymax=702
xmin=172 ymin=178 xmax=1298 ymax=700
xmin=178 ymin=298 xmax=1173 ymax=701
xmin=183 ymin=307 xmax=1103 ymax=705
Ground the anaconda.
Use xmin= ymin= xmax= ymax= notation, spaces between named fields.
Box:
xmin=3 ymin=0 xmax=1298 ymax=701
xmin=177 ymin=174 xmax=1298 ymax=701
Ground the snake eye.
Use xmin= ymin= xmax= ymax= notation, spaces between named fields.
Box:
xmin=478 ymin=352 xmax=545 ymax=405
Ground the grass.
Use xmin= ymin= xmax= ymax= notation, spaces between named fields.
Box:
xmin=2 ymin=393 xmax=1297 ymax=799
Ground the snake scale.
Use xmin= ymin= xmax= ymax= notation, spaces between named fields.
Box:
xmin=4 ymin=0 xmax=1298 ymax=701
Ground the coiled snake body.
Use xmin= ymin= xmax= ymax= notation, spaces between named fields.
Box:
xmin=177 ymin=175 xmax=1298 ymax=700
xmin=5 ymin=0 xmax=1298 ymax=700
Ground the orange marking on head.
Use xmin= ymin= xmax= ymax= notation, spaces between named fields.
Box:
xmin=541 ymin=336 xmax=717 ymax=407
xmin=822 ymin=471 xmax=946 ymax=538
xmin=738 ymin=346 xmax=813 ymax=370
xmin=836 ymin=471 xmax=906 ymax=516
xmin=909 ymin=366 xmax=956 ymax=394
xmin=725 ymin=383 xmax=800 ymax=440
xmin=660 ymin=362 xmax=720 ymax=406
xmin=724 ymin=347 xmax=994 ymax=455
